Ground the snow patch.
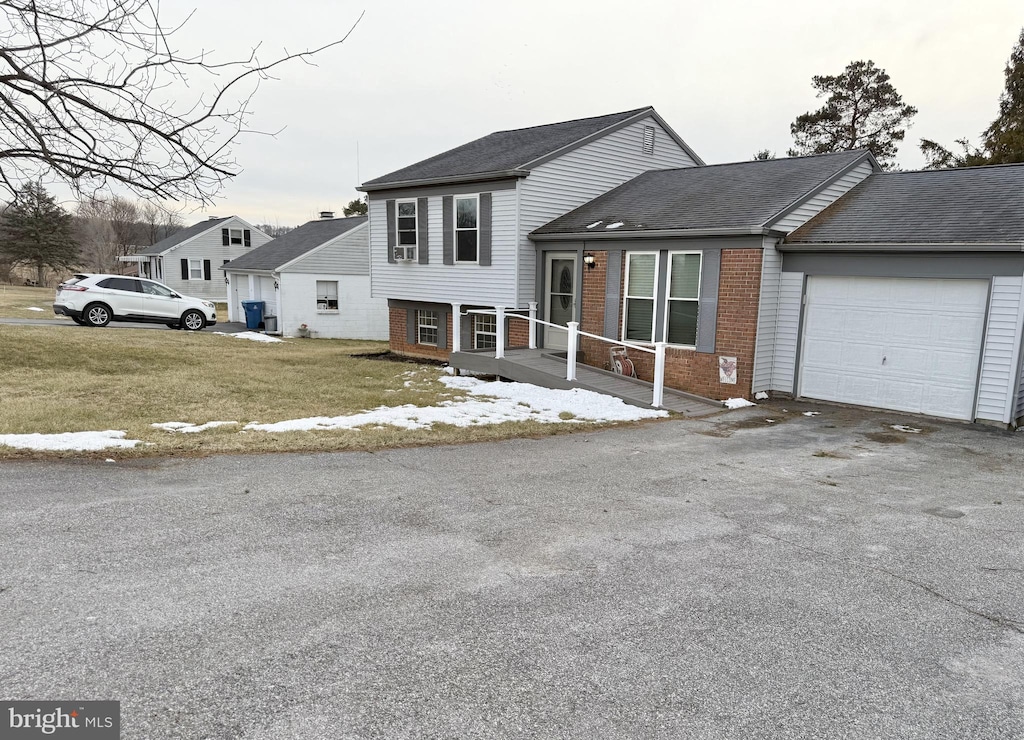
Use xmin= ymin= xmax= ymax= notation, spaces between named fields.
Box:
xmin=152 ymin=421 xmax=238 ymax=434
xmin=754 ymin=391 xmax=769 ymax=400
xmin=586 ymin=221 xmax=603 ymax=229
xmin=0 ymin=430 xmax=140 ymax=451
xmin=244 ymin=375 xmax=666 ymax=433
xmin=802 ymin=411 xmax=820 ymax=417
xmin=605 ymin=221 xmax=624 ymax=229
xmin=891 ymin=424 xmax=921 ymax=434
xmin=723 ymin=398 xmax=756 ymax=409
xmin=26 ymin=306 xmax=44 ymax=312
xmin=213 ymin=331 xmax=284 ymax=343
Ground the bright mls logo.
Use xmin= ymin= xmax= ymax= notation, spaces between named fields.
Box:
xmin=2 ymin=701 xmax=119 ymax=738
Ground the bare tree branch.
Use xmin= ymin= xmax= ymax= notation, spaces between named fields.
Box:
xmin=0 ymin=0 xmax=363 ymax=203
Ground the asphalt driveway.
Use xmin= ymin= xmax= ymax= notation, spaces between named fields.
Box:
xmin=0 ymin=404 xmax=1021 ymax=739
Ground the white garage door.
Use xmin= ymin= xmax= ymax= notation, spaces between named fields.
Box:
xmin=799 ymin=276 xmax=989 ymax=420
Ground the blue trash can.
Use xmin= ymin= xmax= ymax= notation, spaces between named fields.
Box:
xmin=241 ymin=300 xmax=265 ymax=330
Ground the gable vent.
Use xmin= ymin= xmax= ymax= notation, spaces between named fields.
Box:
xmin=642 ymin=125 xmax=655 ymax=155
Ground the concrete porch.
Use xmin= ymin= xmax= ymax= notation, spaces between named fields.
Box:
xmin=450 ymin=348 xmax=723 ymax=416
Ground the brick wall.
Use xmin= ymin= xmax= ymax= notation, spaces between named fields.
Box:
xmin=578 ymin=248 xmax=763 ymax=400
xmin=389 ymin=306 xmax=452 ymax=361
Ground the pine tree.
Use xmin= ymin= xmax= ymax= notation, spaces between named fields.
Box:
xmin=983 ymin=28 xmax=1024 ymax=164
xmin=0 ymin=181 xmax=79 ymax=284
xmin=343 ymin=197 xmax=368 ymax=216
xmin=788 ymin=60 xmax=917 ymax=169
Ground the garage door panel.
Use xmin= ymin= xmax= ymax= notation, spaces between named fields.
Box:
xmin=800 ymin=277 xmax=988 ymax=420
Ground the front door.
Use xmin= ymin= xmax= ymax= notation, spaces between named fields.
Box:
xmin=544 ymin=252 xmax=577 ymax=351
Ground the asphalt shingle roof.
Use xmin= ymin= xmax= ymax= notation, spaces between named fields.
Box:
xmin=532 ymin=151 xmax=871 ymax=236
xmin=134 ymin=217 xmax=230 ymax=255
xmin=222 ymin=216 xmax=366 ymax=271
xmin=361 ymin=108 xmax=657 ymax=188
xmin=785 ymin=164 xmax=1024 ymax=244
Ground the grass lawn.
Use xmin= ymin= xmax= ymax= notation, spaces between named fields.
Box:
xmin=0 ymin=284 xmax=62 ymax=318
xmin=0 ymin=324 xmax=629 ymax=459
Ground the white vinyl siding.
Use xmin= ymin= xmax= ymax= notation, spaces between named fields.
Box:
xmin=771 ymin=161 xmax=875 ymax=233
xmin=1017 ymin=333 xmax=1024 ymax=423
xmin=771 ymin=272 xmax=805 ymax=394
xmin=518 ymin=116 xmax=700 ymax=304
xmin=752 ymin=237 xmax=783 ymax=393
xmin=280 ymin=224 xmax=369 ymax=275
xmin=370 ymin=188 xmax=518 ymax=305
xmin=976 ymin=276 xmax=1024 ymax=423
xmin=155 ymin=218 xmax=270 ymax=303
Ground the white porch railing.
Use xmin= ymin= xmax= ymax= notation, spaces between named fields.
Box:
xmin=460 ymin=305 xmax=668 ymax=409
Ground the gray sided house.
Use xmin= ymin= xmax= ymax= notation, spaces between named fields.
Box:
xmin=121 ymin=216 xmax=272 ymax=302
xmin=222 ymin=215 xmax=387 ymax=340
xmin=358 ymin=106 xmax=703 ymax=358
xmin=776 ymin=164 xmax=1024 ymax=426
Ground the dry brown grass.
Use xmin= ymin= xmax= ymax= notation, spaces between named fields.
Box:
xmin=0 ymin=324 xmax=628 ymax=459
xmin=0 ymin=284 xmax=61 ymax=318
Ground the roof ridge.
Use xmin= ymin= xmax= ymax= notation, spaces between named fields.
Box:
xmin=876 ymin=161 xmax=1024 ymax=176
xmin=492 ymin=106 xmax=652 ymax=135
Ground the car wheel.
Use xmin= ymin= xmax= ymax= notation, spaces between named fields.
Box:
xmin=181 ymin=309 xmax=206 ymax=331
xmin=84 ymin=303 xmax=111 ymax=327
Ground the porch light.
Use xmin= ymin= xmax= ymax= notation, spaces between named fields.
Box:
xmin=583 ymin=253 xmax=596 ymax=270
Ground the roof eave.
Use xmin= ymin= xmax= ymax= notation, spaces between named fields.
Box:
xmin=780 ymin=241 xmax=1024 ymax=252
xmin=359 ymin=169 xmax=530 ymax=193
xmin=531 ymin=226 xmax=780 ymax=241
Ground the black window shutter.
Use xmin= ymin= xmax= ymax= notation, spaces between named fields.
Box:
xmin=203 ymin=260 xmax=212 ymax=281
xmin=478 ymin=193 xmax=492 ymax=267
xmin=180 ymin=259 xmax=189 ymax=280
xmin=695 ymin=250 xmax=720 ymax=353
xmin=442 ymin=196 xmax=454 ymax=265
xmin=417 ymin=197 xmax=429 ymax=264
xmin=386 ymin=200 xmax=397 ymax=264
xmin=406 ymin=309 xmax=416 ymax=344
xmin=221 ymin=228 xmax=229 ymax=246
xmin=243 ymin=230 xmax=251 ymax=247
xmin=437 ymin=310 xmax=448 ymax=350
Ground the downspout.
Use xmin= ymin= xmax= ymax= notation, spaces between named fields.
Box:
xmin=514 ymin=179 xmax=522 ymax=309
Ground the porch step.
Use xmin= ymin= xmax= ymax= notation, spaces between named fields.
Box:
xmin=450 ymin=349 xmax=723 ymax=416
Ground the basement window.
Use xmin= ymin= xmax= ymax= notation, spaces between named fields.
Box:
xmin=417 ymin=310 xmax=438 ymax=346
xmin=474 ymin=314 xmax=497 ymax=350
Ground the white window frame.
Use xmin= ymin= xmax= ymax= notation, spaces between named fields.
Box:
xmin=454 ymin=195 xmax=479 ymax=264
xmin=663 ymin=251 xmax=702 ymax=348
xmin=316 ymin=280 xmax=339 ymax=312
xmin=416 ymin=310 xmax=438 ymax=346
xmin=621 ymin=251 xmax=660 ymax=344
xmin=395 ymin=199 xmax=418 ymax=261
xmin=473 ymin=313 xmax=497 ymax=350
xmin=188 ymin=258 xmax=203 ymax=280
xmin=229 ymin=228 xmax=244 ymax=245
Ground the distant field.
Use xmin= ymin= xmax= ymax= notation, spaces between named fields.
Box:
xmin=0 ymin=325 xmax=612 ymax=459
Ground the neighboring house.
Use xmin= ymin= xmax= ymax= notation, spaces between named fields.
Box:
xmin=529 ymin=150 xmax=880 ymax=401
xmin=120 ymin=216 xmax=272 ymax=302
xmin=222 ymin=214 xmax=387 ymax=339
xmin=777 ymin=165 xmax=1024 ymax=427
xmin=358 ymin=106 xmax=703 ymax=358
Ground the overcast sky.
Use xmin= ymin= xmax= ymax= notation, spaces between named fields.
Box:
xmin=155 ymin=0 xmax=1021 ymax=228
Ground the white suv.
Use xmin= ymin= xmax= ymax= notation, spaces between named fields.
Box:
xmin=54 ymin=274 xmax=217 ymax=330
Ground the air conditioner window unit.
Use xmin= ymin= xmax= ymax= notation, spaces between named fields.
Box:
xmin=394 ymin=246 xmax=414 ymax=261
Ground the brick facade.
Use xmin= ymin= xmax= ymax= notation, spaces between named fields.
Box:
xmin=578 ymin=248 xmax=763 ymax=400
xmin=388 ymin=306 xmax=452 ymax=361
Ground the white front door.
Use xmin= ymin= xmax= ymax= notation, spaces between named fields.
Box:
xmin=799 ymin=276 xmax=989 ymax=420
xmin=544 ymin=252 xmax=577 ymax=351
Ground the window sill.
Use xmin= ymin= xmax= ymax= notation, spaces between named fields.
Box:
xmin=316 ymin=310 xmax=340 ymax=315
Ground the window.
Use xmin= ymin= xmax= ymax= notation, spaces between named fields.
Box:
xmin=417 ymin=310 xmax=438 ymax=346
xmin=188 ymin=259 xmax=203 ymax=280
xmin=455 ymin=196 xmax=478 ymax=262
xmin=229 ymin=228 xmax=244 ymax=245
xmin=623 ymin=253 xmax=658 ymax=342
xmin=474 ymin=314 xmax=497 ymax=350
xmin=396 ymin=201 xmax=417 ymax=258
xmin=141 ymin=280 xmax=175 ymax=297
xmin=665 ymin=253 xmax=701 ymax=346
xmin=97 ymin=277 xmax=139 ymax=292
xmin=316 ymin=280 xmax=339 ymax=311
